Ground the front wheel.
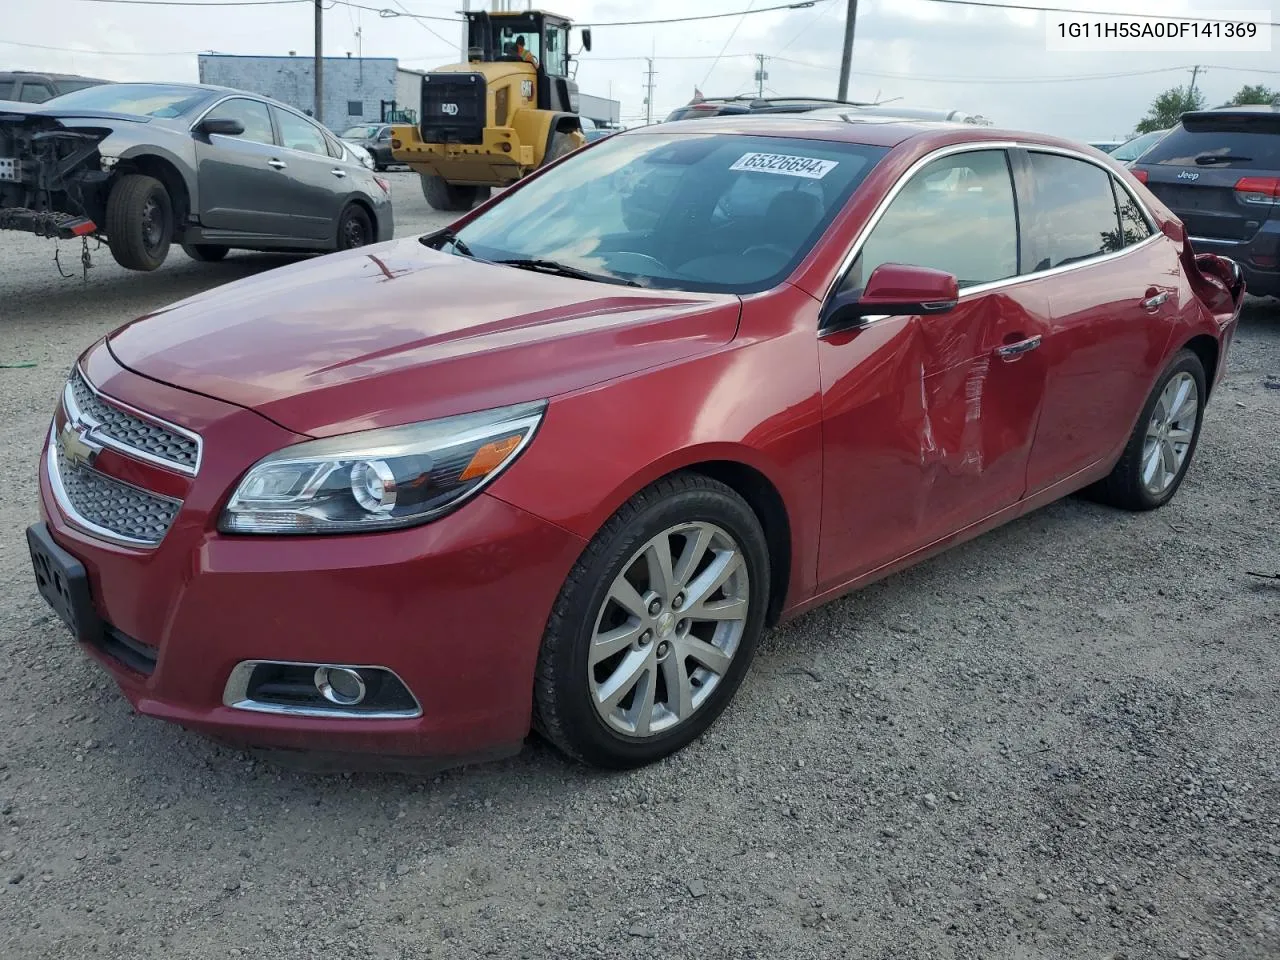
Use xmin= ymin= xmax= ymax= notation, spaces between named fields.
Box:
xmin=1086 ymin=349 xmax=1207 ymax=510
xmin=533 ymin=473 xmax=771 ymax=769
xmin=105 ymin=174 xmax=173 ymax=271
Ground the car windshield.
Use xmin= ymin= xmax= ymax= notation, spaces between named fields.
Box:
xmin=41 ymin=83 xmax=210 ymax=118
xmin=451 ymin=133 xmax=887 ymax=294
xmin=341 ymin=124 xmax=379 ymax=138
xmin=1111 ymin=129 xmax=1165 ymax=162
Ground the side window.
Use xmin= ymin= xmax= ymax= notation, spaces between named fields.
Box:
xmin=841 ymin=149 xmax=1018 ymax=292
xmin=19 ymin=83 xmax=54 ymax=103
xmin=544 ymin=28 xmax=567 ymax=77
xmin=274 ymin=108 xmax=329 ymax=156
xmin=377 ymin=127 xmax=392 ymax=141
xmin=202 ymin=98 xmax=274 ymax=145
xmin=1112 ymin=177 xmax=1154 ymax=248
xmin=323 ymin=132 xmax=345 ymax=160
xmin=1025 ymin=152 xmax=1123 ymax=269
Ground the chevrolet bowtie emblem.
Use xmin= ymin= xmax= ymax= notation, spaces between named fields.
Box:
xmin=60 ymin=420 xmax=100 ymax=468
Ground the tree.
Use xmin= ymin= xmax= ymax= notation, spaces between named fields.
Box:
xmin=1229 ymin=84 xmax=1277 ymax=105
xmin=1135 ymin=85 xmax=1206 ymax=134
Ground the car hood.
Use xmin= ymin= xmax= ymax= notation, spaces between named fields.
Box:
xmin=107 ymin=238 xmax=742 ymax=438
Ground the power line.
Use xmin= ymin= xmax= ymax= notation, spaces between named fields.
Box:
xmin=0 ymin=38 xmax=202 ymax=56
xmin=580 ymin=2 xmax=827 ymax=27
xmin=387 ymin=0 xmax=455 ymax=49
xmin=701 ymin=0 xmax=756 ymax=90
xmin=920 ymin=0 xmax=1280 ymax=28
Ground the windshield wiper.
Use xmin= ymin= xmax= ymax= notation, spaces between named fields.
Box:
xmin=418 ymin=228 xmax=477 ymax=259
xmin=494 ymin=258 xmax=642 ymax=287
xmin=1194 ymin=153 xmax=1252 ymax=165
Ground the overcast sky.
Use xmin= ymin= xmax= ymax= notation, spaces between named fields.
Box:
xmin=5 ymin=0 xmax=1278 ymax=140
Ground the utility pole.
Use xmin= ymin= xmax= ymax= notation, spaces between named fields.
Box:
xmin=1187 ymin=64 xmax=1204 ymax=111
xmin=754 ymin=53 xmax=768 ymax=98
xmin=644 ymin=58 xmax=657 ymax=125
xmin=461 ymin=0 xmax=470 ymax=60
xmin=313 ymin=0 xmax=323 ymax=123
xmin=836 ymin=0 xmax=859 ymax=102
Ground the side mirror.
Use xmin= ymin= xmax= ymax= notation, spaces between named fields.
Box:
xmin=821 ymin=263 xmax=960 ymax=331
xmin=198 ymin=117 xmax=244 ymax=137
xmin=1161 ymin=219 xmax=1185 ymax=243
xmin=581 ymin=28 xmax=593 ymax=52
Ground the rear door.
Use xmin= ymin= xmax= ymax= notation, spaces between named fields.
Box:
xmin=193 ymin=96 xmax=293 ymax=237
xmin=1134 ymin=112 xmax=1280 ymax=245
xmin=1019 ymin=150 xmax=1181 ymax=493
xmin=269 ymin=106 xmax=347 ymax=241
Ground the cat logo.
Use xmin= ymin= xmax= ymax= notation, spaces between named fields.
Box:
xmin=441 ymin=103 xmax=460 ymax=116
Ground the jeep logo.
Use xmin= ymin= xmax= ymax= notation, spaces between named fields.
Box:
xmin=1177 ymin=170 xmax=1200 ymax=181
xmin=441 ymin=103 xmax=459 ymax=116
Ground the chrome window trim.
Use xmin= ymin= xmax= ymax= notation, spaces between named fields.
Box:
xmin=188 ymin=93 xmax=273 ymax=138
xmin=821 ymin=139 xmax=1166 ymax=319
xmin=45 ymin=425 xmax=180 ymax=550
xmin=69 ymin=363 xmax=203 ymax=476
xmin=222 ymin=660 xmax=423 ymax=720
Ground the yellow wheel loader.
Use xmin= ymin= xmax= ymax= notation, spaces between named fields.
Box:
xmin=392 ymin=9 xmax=592 ymax=212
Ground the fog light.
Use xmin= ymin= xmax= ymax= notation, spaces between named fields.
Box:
xmin=314 ymin=666 xmax=366 ymax=706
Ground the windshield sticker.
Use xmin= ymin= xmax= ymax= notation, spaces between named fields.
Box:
xmin=730 ymin=152 xmax=838 ymax=179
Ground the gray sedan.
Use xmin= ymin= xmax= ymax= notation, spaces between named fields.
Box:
xmin=0 ymin=82 xmax=393 ymax=270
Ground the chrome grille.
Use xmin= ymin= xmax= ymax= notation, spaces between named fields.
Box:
xmin=50 ymin=432 xmax=182 ymax=547
xmin=68 ymin=369 xmax=200 ymax=473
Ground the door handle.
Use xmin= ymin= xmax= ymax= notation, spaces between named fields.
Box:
xmin=1142 ymin=290 xmax=1170 ymax=311
xmin=267 ymin=158 xmax=287 ymax=170
xmin=995 ymin=335 xmax=1042 ymax=359
xmin=330 ymin=168 xmax=347 ymax=178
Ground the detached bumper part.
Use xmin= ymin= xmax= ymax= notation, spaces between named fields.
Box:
xmin=0 ymin=206 xmax=96 ymax=239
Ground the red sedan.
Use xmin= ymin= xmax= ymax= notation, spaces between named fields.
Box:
xmin=29 ymin=117 xmax=1245 ymax=770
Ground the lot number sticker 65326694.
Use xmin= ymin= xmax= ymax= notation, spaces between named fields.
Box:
xmin=729 ymin=152 xmax=839 ymax=179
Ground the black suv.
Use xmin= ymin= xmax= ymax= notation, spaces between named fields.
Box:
xmin=0 ymin=72 xmax=108 ymax=104
xmin=1131 ymin=103 xmax=1280 ymax=298
xmin=665 ymin=96 xmax=873 ymax=122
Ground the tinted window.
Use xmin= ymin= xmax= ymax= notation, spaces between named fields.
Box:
xmin=204 ymin=98 xmax=274 ymax=145
xmin=454 ymin=133 xmax=887 ymax=294
xmin=19 ymin=84 xmax=54 ymax=103
xmin=1139 ymin=114 xmax=1280 ymax=170
xmin=275 ymin=108 xmax=329 ymax=155
xmin=1025 ymin=153 xmax=1121 ymax=270
xmin=42 ymin=83 xmax=209 ymax=117
xmin=1112 ymin=178 xmax=1153 ymax=247
xmin=0 ymin=81 xmax=14 ymax=100
xmin=842 ymin=149 xmax=1018 ymax=292
xmin=54 ymin=80 xmax=104 ymax=95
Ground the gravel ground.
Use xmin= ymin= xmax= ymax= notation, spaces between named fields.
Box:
xmin=0 ymin=172 xmax=1277 ymax=959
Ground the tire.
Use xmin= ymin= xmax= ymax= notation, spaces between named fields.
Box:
xmin=421 ymin=174 xmax=482 ymax=212
xmin=335 ymin=204 xmax=373 ymax=251
xmin=181 ymin=243 xmax=229 ymax=262
xmin=542 ymin=130 xmax=578 ymax=167
xmin=533 ymin=472 xmax=771 ymax=769
xmin=104 ymin=174 xmax=173 ymax=271
xmin=1086 ymin=349 xmax=1207 ymax=511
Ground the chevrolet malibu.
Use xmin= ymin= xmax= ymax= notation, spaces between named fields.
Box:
xmin=28 ymin=116 xmax=1245 ymax=770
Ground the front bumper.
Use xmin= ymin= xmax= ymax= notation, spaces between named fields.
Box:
xmin=34 ymin=353 xmax=585 ymax=762
xmin=394 ymin=130 xmax=533 ymax=186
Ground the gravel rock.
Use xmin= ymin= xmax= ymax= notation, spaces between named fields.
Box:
xmin=0 ymin=195 xmax=1277 ymax=959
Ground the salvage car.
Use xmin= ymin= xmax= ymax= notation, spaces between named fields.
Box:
xmin=1130 ymin=102 xmax=1280 ymax=299
xmin=28 ymin=116 xmax=1244 ymax=772
xmin=338 ymin=123 xmax=394 ymax=170
xmin=0 ymin=82 xmax=393 ymax=270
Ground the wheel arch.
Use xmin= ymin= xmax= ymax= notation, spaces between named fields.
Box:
xmin=336 ymin=195 xmax=377 ymax=245
xmin=115 ymin=151 xmax=194 ymax=235
xmin=1181 ymin=333 xmax=1220 ymax=398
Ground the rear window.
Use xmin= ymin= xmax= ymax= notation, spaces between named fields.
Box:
xmin=1139 ymin=114 xmax=1280 ymax=170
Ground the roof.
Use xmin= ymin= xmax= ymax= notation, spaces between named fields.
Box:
xmin=0 ymin=71 xmax=107 ymax=82
xmin=627 ymin=114 xmax=1087 ymax=154
xmin=1189 ymin=103 xmax=1280 ymax=115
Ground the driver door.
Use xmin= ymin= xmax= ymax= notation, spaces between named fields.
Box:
xmin=816 ymin=148 xmax=1051 ymax=589
xmin=192 ymin=97 xmax=293 ymax=237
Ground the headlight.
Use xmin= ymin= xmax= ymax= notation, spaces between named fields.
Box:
xmin=219 ymin=401 xmax=546 ymax=535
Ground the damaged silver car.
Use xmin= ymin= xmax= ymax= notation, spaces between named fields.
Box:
xmin=0 ymin=82 xmax=393 ymax=271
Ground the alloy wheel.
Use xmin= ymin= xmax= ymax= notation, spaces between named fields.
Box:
xmin=1141 ymin=371 xmax=1198 ymax=496
xmin=588 ymin=522 xmax=750 ymax=739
